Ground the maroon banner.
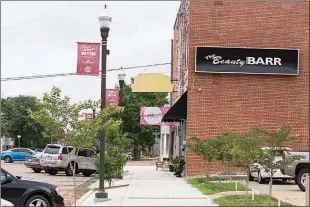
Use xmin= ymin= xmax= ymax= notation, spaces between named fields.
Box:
xmin=106 ymin=89 xmax=119 ymax=107
xmin=76 ymin=42 xmax=100 ymax=76
xmin=85 ymin=113 xmax=93 ymax=120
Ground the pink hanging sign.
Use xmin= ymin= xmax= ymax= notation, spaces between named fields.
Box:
xmin=140 ymin=107 xmax=175 ymax=126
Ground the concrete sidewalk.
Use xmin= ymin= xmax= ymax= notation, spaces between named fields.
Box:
xmin=77 ymin=166 xmax=217 ymax=206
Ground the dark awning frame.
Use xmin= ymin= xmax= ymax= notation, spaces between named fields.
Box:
xmin=162 ymin=91 xmax=187 ymax=122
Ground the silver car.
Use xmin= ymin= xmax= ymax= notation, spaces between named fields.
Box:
xmin=40 ymin=144 xmax=97 ymax=177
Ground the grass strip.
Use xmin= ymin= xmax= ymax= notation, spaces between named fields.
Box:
xmin=213 ymin=195 xmax=292 ymax=206
xmin=186 ymin=177 xmax=245 ymax=195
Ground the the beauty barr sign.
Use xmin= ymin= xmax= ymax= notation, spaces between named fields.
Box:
xmin=76 ymin=42 xmax=101 ymax=76
xmin=106 ymin=89 xmax=119 ymax=107
xmin=140 ymin=107 xmax=175 ymax=126
xmin=195 ymin=46 xmax=299 ymax=75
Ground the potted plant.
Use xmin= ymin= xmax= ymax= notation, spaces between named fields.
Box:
xmin=168 ymin=156 xmax=176 ymax=172
xmin=174 ymin=156 xmax=185 ymax=177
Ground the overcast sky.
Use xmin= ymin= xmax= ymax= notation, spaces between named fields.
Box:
xmin=1 ymin=1 xmax=179 ymax=103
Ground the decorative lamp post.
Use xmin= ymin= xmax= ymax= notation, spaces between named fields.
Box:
xmin=95 ymin=5 xmax=111 ymax=200
xmin=17 ymin=135 xmax=21 ymax=148
xmin=118 ymin=72 xmax=125 ymax=106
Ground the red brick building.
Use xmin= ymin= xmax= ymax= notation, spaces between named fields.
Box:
xmin=165 ymin=1 xmax=309 ymax=177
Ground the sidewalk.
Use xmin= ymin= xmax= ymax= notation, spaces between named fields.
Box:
xmin=77 ymin=165 xmax=217 ymax=206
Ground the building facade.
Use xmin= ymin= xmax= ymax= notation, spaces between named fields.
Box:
xmin=170 ymin=1 xmax=309 ymax=177
xmin=1 ymin=137 xmax=14 ymax=152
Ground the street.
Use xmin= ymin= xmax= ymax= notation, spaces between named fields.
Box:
xmin=1 ymin=161 xmax=96 ymax=205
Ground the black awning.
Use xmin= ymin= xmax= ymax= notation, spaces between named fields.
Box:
xmin=162 ymin=91 xmax=187 ymax=122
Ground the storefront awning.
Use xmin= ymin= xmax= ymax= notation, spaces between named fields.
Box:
xmin=162 ymin=91 xmax=187 ymax=122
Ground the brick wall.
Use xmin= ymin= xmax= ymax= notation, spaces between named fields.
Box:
xmin=172 ymin=1 xmax=189 ymax=105
xmin=179 ymin=1 xmax=310 ymax=176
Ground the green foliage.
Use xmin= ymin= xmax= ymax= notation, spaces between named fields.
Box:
xmin=227 ymin=129 xmax=262 ymax=168
xmin=254 ymin=125 xmax=302 ymax=176
xmin=1 ymin=95 xmax=47 ymax=148
xmin=121 ymin=83 xmax=168 ymax=159
xmin=213 ymin=195 xmax=291 ymax=206
xmin=93 ymin=152 xmax=126 ymax=187
xmin=92 ymin=106 xmax=129 ymax=186
xmin=30 ymin=86 xmax=130 ymax=185
xmin=186 ymin=178 xmax=245 ymax=195
xmin=29 ymin=87 xmax=73 ymax=144
xmin=186 ymin=124 xmax=300 ymax=204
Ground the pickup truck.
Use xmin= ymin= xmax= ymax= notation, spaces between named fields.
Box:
xmin=281 ymin=151 xmax=309 ymax=191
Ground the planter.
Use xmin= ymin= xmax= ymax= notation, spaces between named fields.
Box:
xmin=175 ymin=170 xmax=182 ymax=177
xmin=169 ymin=165 xmax=175 ymax=172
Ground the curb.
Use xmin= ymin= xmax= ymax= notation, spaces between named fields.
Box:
xmin=76 ymin=184 xmax=129 ymax=206
xmin=76 ymin=189 xmax=93 ymax=206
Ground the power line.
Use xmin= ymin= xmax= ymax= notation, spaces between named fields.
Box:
xmin=1 ymin=62 xmax=171 ymax=82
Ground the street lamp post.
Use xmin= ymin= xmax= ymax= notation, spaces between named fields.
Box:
xmin=17 ymin=135 xmax=21 ymax=148
xmin=95 ymin=7 xmax=112 ymax=200
xmin=118 ymin=73 xmax=125 ymax=106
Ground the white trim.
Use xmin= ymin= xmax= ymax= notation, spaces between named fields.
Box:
xmin=194 ymin=46 xmax=300 ymax=76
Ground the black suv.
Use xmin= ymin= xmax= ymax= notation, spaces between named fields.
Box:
xmin=1 ymin=169 xmax=65 ymax=207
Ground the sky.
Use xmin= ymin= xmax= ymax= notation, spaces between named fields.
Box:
xmin=1 ymin=1 xmax=179 ymax=103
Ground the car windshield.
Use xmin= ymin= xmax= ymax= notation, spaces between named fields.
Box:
xmin=44 ymin=146 xmax=60 ymax=154
xmin=1 ymin=170 xmax=16 ymax=183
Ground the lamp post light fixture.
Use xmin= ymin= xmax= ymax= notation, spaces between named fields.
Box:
xmin=95 ymin=6 xmax=112 ymax=200
xmin=17 ymin=135 xmax=21 ymax=148
xmin=118 ymin=72 xmax=126 ymax=106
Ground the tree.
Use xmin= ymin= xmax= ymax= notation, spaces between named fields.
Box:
xmin=30 ymin=87 xmax=95 ymax=206
xmin=121 ymin=82 xmax=168 ymax=159
xmin=225 ymin=130 xmax=261 ymax=196
xmin=1 ymin=95 xmax=47 ymax=148
xmin=253 ymin=124 xmax=302 ymax=207
xmin=30 ymin=87 xmax=130 ymax=205
xmin=186 ymin=136 xmax=219 ymax=177
xmin=187 ymin=130 xmax=262 ymax=195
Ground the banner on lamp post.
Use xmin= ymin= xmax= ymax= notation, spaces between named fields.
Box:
xmin=76 ymin=42 xmax=100 ymax=76
xmin=106 ymin=89 xmax=119 ymax=107
xmin=140 ymin=107 xmax=175 ymax=126
xmin=85 ymin=113 xmax=93 ymax=120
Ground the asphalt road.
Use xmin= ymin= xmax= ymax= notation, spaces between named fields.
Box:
xmin=1 ymin=160 xmax=96 ymax=204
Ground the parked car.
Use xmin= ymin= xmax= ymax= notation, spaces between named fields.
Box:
xmin=31 ymin=148 xmax=43 ymax=152
xmin=24 ymin=152 xmax=45 ymax=173
xmin=249 ymin=147 xmax=293 ymax=184
xmin=40 ymin=144 xmax=97 ymax=177
xmin=1 ymin=168 xmax=64 ymax=207
xmin=281 ymin=150 xmax=309 ymax=191
xmin=1 ymin=148 xmax=35 ymax=163
xmin=1 ymin=199 xmax=14 ymax=207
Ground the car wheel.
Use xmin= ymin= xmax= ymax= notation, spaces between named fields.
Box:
xmin=258 ymin=171 xmax=266 ymax=184
xmin=25 ymin=195 xmax=50 ymax=207
xmin=32 ymin=168 xmax=42 ymax=173
xmin=4 ymin=156 xmax=12 ymax=163
xmin=248 ymin=168 xmax=254 ymax=181
xmin=296 ymin=168 xmax=310 ymax=192
xmin=47 ymin=169 xmax=58 ymax=175
xmin=65 ymin=162 xmax=78 ymax=176
xmin=82 ymin=172 xmax=93 ymax=177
